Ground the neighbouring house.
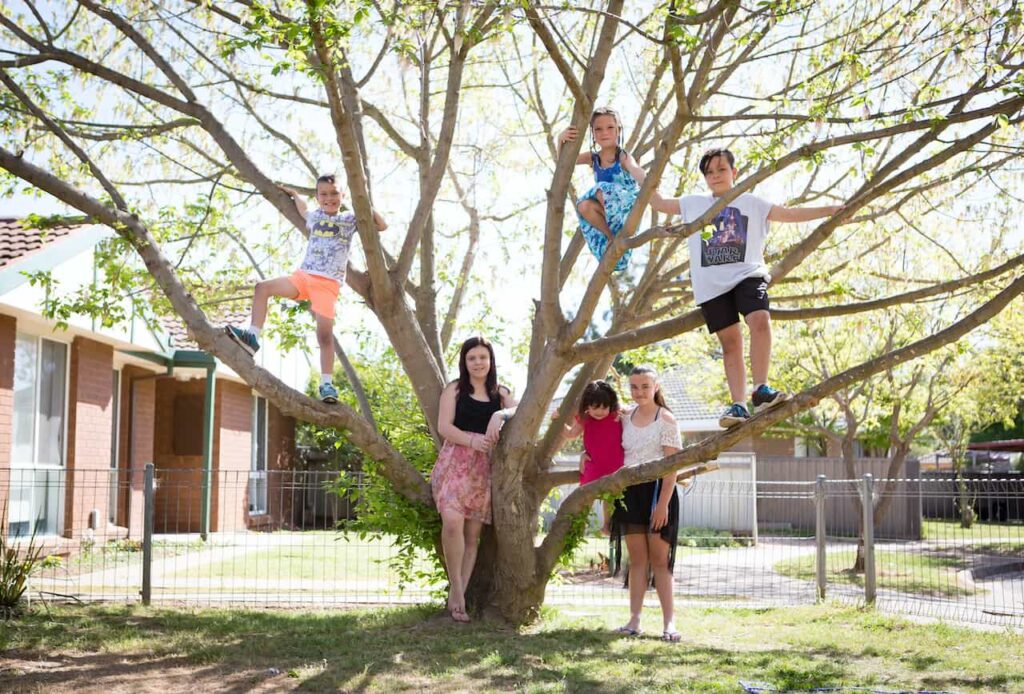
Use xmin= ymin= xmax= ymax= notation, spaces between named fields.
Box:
xmin=0 ymin=217 xmax=310 ymax=551
xmin=659 ymin=368 xmax=920 ymax=539
xmin=660 ymin=368 xmax=885 ymax=459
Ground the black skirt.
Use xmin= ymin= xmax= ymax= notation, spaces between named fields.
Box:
xmin=610 ymin=479 xmax=680 ymax=583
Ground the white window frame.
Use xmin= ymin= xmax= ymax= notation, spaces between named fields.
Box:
xmin=249 ymin=395 xmax=268 ymax=515
xmin=9 ymin=332 xmax=70 ymax=538
xmin=109 ymin=368 xmax=121 ymax=524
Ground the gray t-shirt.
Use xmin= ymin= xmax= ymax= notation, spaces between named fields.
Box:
xmin=678 ymin=193 xmax=773 ymax=304
xmin=299 ymin=209 xmax=357 ymax=283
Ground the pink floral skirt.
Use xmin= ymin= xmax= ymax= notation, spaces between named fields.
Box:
xmin=430 ymin=441 xmax=492 ymax=524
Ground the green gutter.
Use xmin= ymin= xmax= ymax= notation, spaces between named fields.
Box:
xmin=199 ymin=360 xmax=217 ymax=541
xmin=120 ymin=350 xmax=171 ymax=367
xmin=172 ymin=350 xmax=216 ymax=368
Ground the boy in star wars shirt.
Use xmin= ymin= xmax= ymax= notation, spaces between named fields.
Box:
xmin=227 ymin=174 xmax=388 ymax=403
xmin=651 ymin=149 xmax=842 ymax=427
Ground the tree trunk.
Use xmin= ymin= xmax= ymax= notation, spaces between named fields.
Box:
xmin=957 ymin=472 xmax=976 ymax=529
xmin=465 ymin=449 xmax=549 ymax=624
xmin=852 ymin=536 xmax=866 ymax=574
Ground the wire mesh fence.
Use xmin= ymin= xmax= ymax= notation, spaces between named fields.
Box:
xmin=4 ymin=465 xmax=1022 ymax=628
xmin=826 ymin=476 xmax=1024 ymax=626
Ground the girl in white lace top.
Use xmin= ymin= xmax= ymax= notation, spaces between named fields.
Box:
xmin=611 ymin=365 xmax=683 ymax=642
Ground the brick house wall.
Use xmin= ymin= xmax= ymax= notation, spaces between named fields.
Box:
xmin=213 ymin=380 xmax=253 ymax=533
xmin=64 ymin=336 xmax=114 ymax=539
xmin=751 ymin=435 xmax=795 ymax=457
xmin=152 ymin=377 xmax=298 ymax=533
xmin=684 ymin=429 xmax=795 ymax=457
xmin=0 ymin=325 xmax=297 ymax=537
xmin=118 ymin=365 xmax=156 ymax=538
xmin=262 ymin=400 xmax=295 ymax=529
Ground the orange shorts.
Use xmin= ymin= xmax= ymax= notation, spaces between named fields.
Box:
xmin=289 ymin=270 xmax=340 ymax=319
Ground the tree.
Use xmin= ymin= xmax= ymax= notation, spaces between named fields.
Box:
xmin=930 ymin=297 xmax=1024 ymax=526
xmin=775 ymin=303 xmax=982 ymax=568
xmin=2 ymin=1 xmax=1023 ymax=623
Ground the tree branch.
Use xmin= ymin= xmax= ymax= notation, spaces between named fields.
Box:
xmin=539 ymin=269 xmax=1024 ymax=575
xmin=0 ymin=145 xmax=432 ymax=505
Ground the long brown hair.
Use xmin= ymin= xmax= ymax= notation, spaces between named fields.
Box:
xmin=457 ymin=336 xmax=499 ymax=402
xmin=630 ymin=364 xmax=669 ymax=410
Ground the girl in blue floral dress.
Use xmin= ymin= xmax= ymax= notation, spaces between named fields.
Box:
xmin=558 ymin=107 xmax=647 ymax=271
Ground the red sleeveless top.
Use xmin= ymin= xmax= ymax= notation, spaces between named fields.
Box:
xmin=580 ymin=414 xmax=625 ymax=485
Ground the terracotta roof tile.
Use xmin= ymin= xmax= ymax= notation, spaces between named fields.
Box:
xmin=158 ymin=306 xmax=251 ymax=351
xmin=0 ymin=216 xmax=92 ymax=270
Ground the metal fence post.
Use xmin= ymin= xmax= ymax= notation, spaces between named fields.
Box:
xmin=862 ymin=473 xmax=876 ymax=605
xmin=815 ymin=474 xmax=827 ymax=601
xmin=142 ymin=463 xmax=154 ymax=606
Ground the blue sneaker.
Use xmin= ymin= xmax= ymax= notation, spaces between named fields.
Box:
xmin=752 ymin=384 xmax=788 ymax=413
xmin=719 ymin=403 xmax=750 ymax=428
xmin=225 ymin=326 xmax=260 ymax=356
xmin=318 ymin=382 xmax=339 ymax=404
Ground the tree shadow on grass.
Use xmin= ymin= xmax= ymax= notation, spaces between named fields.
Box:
xmin=1 ymin=605 xmax=1019 ymax=693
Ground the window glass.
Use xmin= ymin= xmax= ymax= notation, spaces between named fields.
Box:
xmin=12 ymin=333 xmax=37 ymax=465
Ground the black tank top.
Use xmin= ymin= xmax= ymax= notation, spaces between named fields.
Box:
xmin=454 ymin=389 xmax=502 ymax=434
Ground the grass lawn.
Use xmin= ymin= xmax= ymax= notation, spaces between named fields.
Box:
xmin=923 ymin=519 xmax=1024 ymax=543
xmin=171 ymin=532 xmax=437 ymax=583
xmin=561 ymin=530 xmax=743 ymax=575
xmin=41 ymin=539 xmax=209 ymax=578
xmin=774 ymin=550 xmax=979 ymax=597
xmin=176 ymin=532 xmax=735 ymax=585
xmin=1 ymin=603 xmax=1021 ymax=693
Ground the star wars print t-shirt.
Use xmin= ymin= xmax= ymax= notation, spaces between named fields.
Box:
xmin=299 ymin=209 xmax=358 ymax=283
xmin=677 ymin=193 xmax=773 ymax=304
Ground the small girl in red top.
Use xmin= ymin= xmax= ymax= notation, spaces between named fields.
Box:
xmin=560 ymin=381 xmax=625 ymax=535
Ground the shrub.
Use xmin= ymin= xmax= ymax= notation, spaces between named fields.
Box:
xmin=0 ymin=524 xmax=45 ymax=618
xmin=677 ymin=526 xmax=746 ymax=548
xmin=302 ymin=349 xmax=445 ymax=592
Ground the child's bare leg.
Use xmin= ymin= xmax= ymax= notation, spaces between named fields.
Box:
xmin=460 ymin=519 xmax=483 ymax=594
xmin=648 ymin=533 xmax=676 ymax=634
xmin=623 ymin=533 xmax=648 ymax=631
xmin=440 ymin=511 xmax=469 ymax=620
xmin=745 ymin=310 xmax=772 ymax=387
xmin=578 ymin=191 xmax=612 ymax=240
xmin=601 ymin=501 xmax=613 ymax=535
xmin=314 ymin=313 xmax=335 ymax=376
xmin=250 ymin=277 xmax=300 ymax=328
xmin=715 ymin=323 xmax=747 ymax=404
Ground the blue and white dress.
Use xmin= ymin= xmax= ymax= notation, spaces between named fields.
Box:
xmin=577 ymin=148 xmax=639 ymax=272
